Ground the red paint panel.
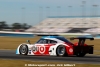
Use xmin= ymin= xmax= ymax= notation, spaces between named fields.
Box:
xmin=74 ymin=42 xmax=87 ymax=46
xmin=32 ymin=44 xmax=53 ymax=55
xmin=64 ymin=42 xmax=73 ymax=56
xmin=65 ymin=46 xmax=73 ymax=55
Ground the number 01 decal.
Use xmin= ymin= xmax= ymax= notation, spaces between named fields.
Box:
xmin=39 ymin=46 xmax=45 ymax=54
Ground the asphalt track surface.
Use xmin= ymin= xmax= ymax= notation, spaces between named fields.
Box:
xmin=0 ymin=50 xmax=100 ymax=64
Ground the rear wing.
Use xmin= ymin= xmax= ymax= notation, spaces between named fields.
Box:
xmin=70 ymin=37 xmax=94 ymax=46
xmin=70 ymin=37 xmax=94 ymax=40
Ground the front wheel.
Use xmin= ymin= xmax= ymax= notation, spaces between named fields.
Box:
xmin=56 ymin=45 xmax=67 ymax=57
xmin=19 ymin=44 xmax=28 ymax=55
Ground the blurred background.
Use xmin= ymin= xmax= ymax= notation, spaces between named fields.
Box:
xmin=0 ymin=0 xmax=100 ymax=38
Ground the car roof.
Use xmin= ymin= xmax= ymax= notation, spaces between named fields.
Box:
xmin=41 ymin=36 xmax=64 ymax=39
xmin=41 ymin=36 xmax=71 ymax=43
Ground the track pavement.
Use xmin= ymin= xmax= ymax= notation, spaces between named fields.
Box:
xmin=0 ymin=50 xmax=100 ymax=64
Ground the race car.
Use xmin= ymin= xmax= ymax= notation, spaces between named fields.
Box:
xmin=16 ymin=36 xmax=94 ymax=57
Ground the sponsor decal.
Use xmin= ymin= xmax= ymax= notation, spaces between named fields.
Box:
xmin=32 ymin=46 xmax=38 ymax=53
xmin=69 ymin=48 xmax=73 ymax=52
xmin=39 ymin=46 xmax=45 ymax=54
xmin=29 ymin=50 xmax=31 ymax=54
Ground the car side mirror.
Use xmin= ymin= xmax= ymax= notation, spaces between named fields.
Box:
xmin=26 ymin=40 xmax=31 ymax=44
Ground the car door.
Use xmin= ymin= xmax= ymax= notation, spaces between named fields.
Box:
xmin=36 ymin=39 xmax=54 ymax=55
xmin=43 ymin=39 xmax=54 ymax=55
xmin=32 ymin=39 xmax=57 ymax=55
xmin=32 ymin=39 xmax=49 ymax=55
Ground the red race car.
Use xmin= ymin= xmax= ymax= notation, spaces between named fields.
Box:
xmin=16 ymin=36 xmax=94 ymax=57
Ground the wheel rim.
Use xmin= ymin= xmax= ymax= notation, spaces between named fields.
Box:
xmin=20 ymin=45 xmax=27 ymax=54
xmin=57 ymin=46 xmax=65 ymax=55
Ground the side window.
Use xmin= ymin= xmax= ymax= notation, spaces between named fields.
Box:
xmin=47 ymin=40 xmax=50 ymax=44
xmin=36 ymin=39 xmax=48 ymax=44
xmin=36 ymin=39 xmax=57 ymax=44
xmin=50 ymin=40 xmax=57 ymax=44
xmin=37 ymin=39 xmax=44 ymax=44
xmin=43 ymin=39 xmax=47 ymax=44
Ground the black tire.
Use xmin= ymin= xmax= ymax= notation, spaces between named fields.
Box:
xmin=76 ymin=52 xmax=86 ymax=57
xmin=56 ymin=45 xmax=67 ymax=57
xmin=19 ymin=44 xmax=28 ymax=55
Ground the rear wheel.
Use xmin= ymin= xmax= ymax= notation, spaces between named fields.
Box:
xmin=19 ymin=44 xmax=28 ymax=55
xmin=56 ymin=45 xmax=67 ymax=57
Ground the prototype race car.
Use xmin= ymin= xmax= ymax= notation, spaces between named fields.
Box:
xmin=16 ymin=36 xmax=94 ymax=57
